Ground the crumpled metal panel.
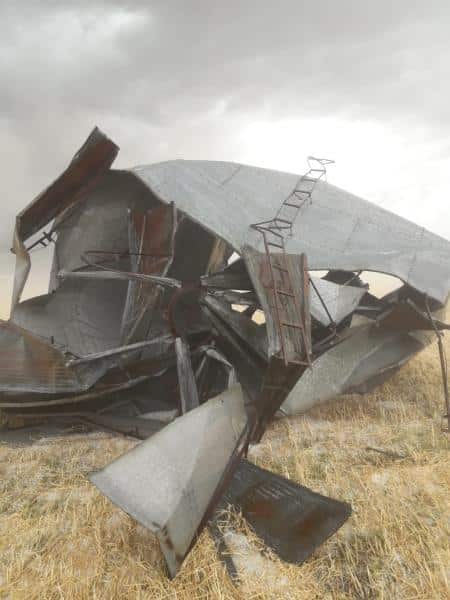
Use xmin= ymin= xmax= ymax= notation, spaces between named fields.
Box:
xmin=202 ymin=295 xmax=307 ymax=441
xmin=12 ymin=278 xmax=128 ymax=358
xmin=309 ymin=276 xmax=367 ymax=326
xmin=202 ymin=303 xmax=265 ymax=402
xmin=5 ymin=274 xmax=145 ymax=396
xmin=212 ymin=459 xmax=351 ymax=568
xmin=11 ymin=128 xmax=119 ymax=309
xmin=203 ymin=257 xmax=365 ymax=327
xmin=280 ymin=321 xmax=434 ymax=416
xmin=0 ymin=320 xmax=85 ymax=394
xmin=131 ymin=160 xmax=450 ymax=304
xmin=16 ymin=127 xmax=119 ymax=243
xmin=51 ymin=170 xmax=156 ymax=280
xmin=89 ymin=384 xmax=248 ymax=578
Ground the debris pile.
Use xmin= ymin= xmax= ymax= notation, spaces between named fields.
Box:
xmin=1 ymin=128 xmax=449 ymax=578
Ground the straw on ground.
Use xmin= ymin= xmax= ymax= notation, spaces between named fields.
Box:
xmin=0 ymin=337 xmax=449 ymax=599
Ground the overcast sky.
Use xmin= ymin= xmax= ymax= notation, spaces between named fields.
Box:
xmin=1 ymin=1 xmax=450 ymax=317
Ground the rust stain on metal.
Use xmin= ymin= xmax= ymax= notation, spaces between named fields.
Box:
xmin=242 ymin=496 xmax=275 ymax=519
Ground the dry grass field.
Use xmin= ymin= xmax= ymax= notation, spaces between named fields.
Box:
xmin=0 ymin=337 xmax=449 ymax=599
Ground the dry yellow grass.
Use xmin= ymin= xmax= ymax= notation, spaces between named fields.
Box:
xmin=0 ymin=337 xmax=449 ymax=599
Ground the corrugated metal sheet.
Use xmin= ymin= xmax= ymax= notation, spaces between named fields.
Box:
xmin=0 ymin=320 xmax=84 ymax=394
xmin=212 ymin=459 xmax=351 ymax=568
xmin=281 ymin=321 xmax=433 ymax=416
xmin=132 ymin=160 xmax=450 ymax=304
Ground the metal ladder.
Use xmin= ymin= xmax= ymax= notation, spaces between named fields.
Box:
xmin=251 ymin=157 xmax=334 ymax=366
xmin=272 ymin=156 xmax=334 ymax=236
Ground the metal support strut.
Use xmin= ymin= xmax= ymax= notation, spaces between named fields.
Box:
xmin=425 ymin=298 xmax=450 ymax=433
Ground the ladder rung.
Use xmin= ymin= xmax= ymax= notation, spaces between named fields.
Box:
xmin=267 ymin=242 xmax=284 ymax=249
xmin=310 ymin=168 xmax=324 ymax=173
xmin=281 ymin=321 xmax=303 ymax=329
xmin=300 ymin=177 xmax=317 ymax=183
xmin=283 ymin=202 xmax=302 ymax=209
xmin=273 ymin=225 xmax=292 ymax=231
xmin=264 ymin=229 xmax=283 ymax=238
xmin=276 ymin=289 xmax=295 ymax=297
xmin=271 ymin=263 xmax=289 ymax=272
xmin=274 ymin=217 xmax=292 ymax=224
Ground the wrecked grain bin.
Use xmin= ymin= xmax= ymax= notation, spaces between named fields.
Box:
xmin=1 ymin=127 xmax=449 ymax=578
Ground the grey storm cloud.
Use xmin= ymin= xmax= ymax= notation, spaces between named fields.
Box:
xmin=1 ymin=0 xmax=450 ymax=261
xmin=2 ymin=1 xmax=449 ymax=124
